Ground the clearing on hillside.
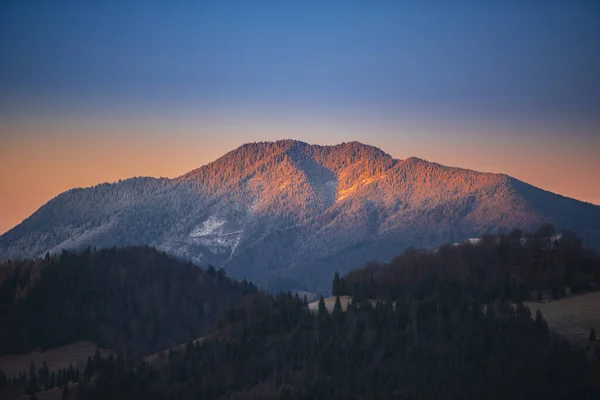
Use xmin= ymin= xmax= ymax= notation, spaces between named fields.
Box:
xmin=10 ymin=381 xmax=78 ymax=400
xmin=308 ymin=296 xmax=352 ymax=312
xmin=525 ymin=291 xmax=600 ymax=346
xmin=0 ymin=341 xmax=111 ymax=378
xmin=144 ymin=337 xmax=206 ymax=368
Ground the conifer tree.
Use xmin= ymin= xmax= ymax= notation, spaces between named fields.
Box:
xmin=332 ymin=296 xmax=344 ymax=325
xmin=535 ymin=309 xmax=548 ymax=335
xmin=318 ymin=295 xmax=327 ymax=318
xmin=332 ymin=272 xmax=341 ymax=296
xmin=62 ymin=385 xmax=70 ymax=400
xmin=0 ymin=369 xmax=7 ymax=388
xmin=26 ymin=361 xmax=38 ymax=395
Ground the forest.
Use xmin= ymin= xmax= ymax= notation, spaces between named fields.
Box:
xmin=0 ymin=246 xmax=256 ymax=357
xmin=22 ymin=289 xmax=600 ymax=399
xmin=2 ymin=224 xmax=600 ymax=399
xmin=334 ymin=223 xmax=600 ymax=303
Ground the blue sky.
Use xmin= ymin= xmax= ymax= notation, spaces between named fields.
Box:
xmin=1 ymin=1 xmax=600 ymax=234
xmin=2 ymin=1 xmax=599 ymax=124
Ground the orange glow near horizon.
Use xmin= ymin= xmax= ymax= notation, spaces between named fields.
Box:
xmin=1 ymin=116 xmax=599 ymax=235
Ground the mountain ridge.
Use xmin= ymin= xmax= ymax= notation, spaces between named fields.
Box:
xmin=2 ymin=140 xmax=600 ymax=291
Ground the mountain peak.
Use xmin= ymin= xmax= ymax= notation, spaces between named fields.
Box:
xmin=401 ymin=156 xmax=424 ymax=164
xmin=234 ymin=139 xmax=390 ymax=156
xmin=3 ymin=140 xmax=600 ymax=292
xmin=182 ymin=140 xmax=394 ymax=181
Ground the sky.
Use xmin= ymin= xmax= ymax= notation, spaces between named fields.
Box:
xmin=1 ymin=0 xmax=599 ymax=234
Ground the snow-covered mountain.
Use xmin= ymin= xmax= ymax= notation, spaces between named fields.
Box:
xmin=2 ymin=140 xmax=600 ymax=291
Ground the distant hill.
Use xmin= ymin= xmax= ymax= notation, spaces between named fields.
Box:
xmin=2 ymin=139 xmax=600 ymax=292
xmin=335 ymin=226 xmax=600 ymax=304
xmin=4 ymin=233 xmax=600 ymax=399
xmin=0 ymin=246 xmax=256 ymax=358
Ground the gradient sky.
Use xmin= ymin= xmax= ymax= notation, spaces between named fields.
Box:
xmin=1 ymin=0 xmax=600 ymax=234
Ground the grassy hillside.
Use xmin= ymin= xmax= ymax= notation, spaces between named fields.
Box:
xmin=525 ymin=291 xmax=600 ymax=346
xmin=0 ymin=341 xmax=111 ymax=379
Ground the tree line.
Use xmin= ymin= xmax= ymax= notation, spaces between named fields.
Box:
xmin=0 ymin=246 xmax=256 ymax=358
xmin=69 ymin=223 xmax=600 ymax=399
xmin=334 ymin=223 xmax=600 ymax=303
xmin=63 ymin=290 xmax=600 ymax=399
xmin=4 ymin=224 xmax=600 ymax=398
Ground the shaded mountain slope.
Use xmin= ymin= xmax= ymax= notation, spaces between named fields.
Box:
xmin=2 ymin=140 xmax=600 ymax=291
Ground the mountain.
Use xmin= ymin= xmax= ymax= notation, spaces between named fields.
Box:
xmin=2 ymin=140 xmax=600 ymax=291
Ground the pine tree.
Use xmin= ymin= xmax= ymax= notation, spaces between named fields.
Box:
xmin=49 ymin=371 xmax=56 ymax=389
xmin=353 ymin=320 xmax=365 ymax=346
xmin=93 ymin=348 xmax=102 ymax=370
xmin=333 ymin=296 xmax=343 ymax=313
xmin=318 ymin=295 xmax=327 ymax=318
xmin=40 ymin=362 xmax=49 ymax=388
xmin=62 ymin=385 xmax=70 ymax=400
xmin=332 ymin=272 xmax=341 ymax=296
xmin=348 ymin=296 xmax=358 ymax=312
xmin=26 ymin=361 xmax=38 ymax=395
xmin=84 ymin=356 xmax=93 ymax=380
xmin=535 ymin=309 xmax=548 ymax=335
xmin=332 ymin=296 xmax=344 ymax=325
xmin=67 ymin=364 xmax=76 ymax=383
xmin=0 ymin=369 xmax=7 ymax=388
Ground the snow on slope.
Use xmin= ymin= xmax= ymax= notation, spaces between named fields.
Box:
xmin=189 ymin=216 xmax=243 ymax=256
xmin=2 ymin=140 xmax=600 ymax=292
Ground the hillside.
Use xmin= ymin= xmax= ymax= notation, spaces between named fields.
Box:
xmin=2 ymin=140 xmax=600 ymax=292
xmin=4 ymin=229 xmax=600 ymax=399
xmin=334 ymin=225 xmax=600 ymax=303
xmin=58 ymin=289 xmax=600 ymax=399
xmin=0 ymin=341 xmax=111 ymax=380
xmin=525 ymin=291 xmax=600 ymax=347
xmin=0 ymin=246 xmax=256 ymax=358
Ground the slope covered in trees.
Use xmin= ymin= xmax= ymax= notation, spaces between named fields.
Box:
xmin=334 ymin=224 xmax=600 ymax=303
xmin=3 ymin=140 xmax=600 ymax=292
xmin=0 ymin=246 xmax=256 ymax=358
xmin=63 ymin=291 xmax=600 ymax=399
xmin=45 ymin=225 xmax=600 ymax=399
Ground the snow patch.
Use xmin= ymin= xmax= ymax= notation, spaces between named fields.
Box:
xmin=189 ymin=216 xmax=243 ymax=256
xmin=190 ymin=216 xmax=226 ymax=237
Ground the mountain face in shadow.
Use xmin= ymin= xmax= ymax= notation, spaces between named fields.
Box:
xmin=2 ymin=140 xmax=600 ymax=291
